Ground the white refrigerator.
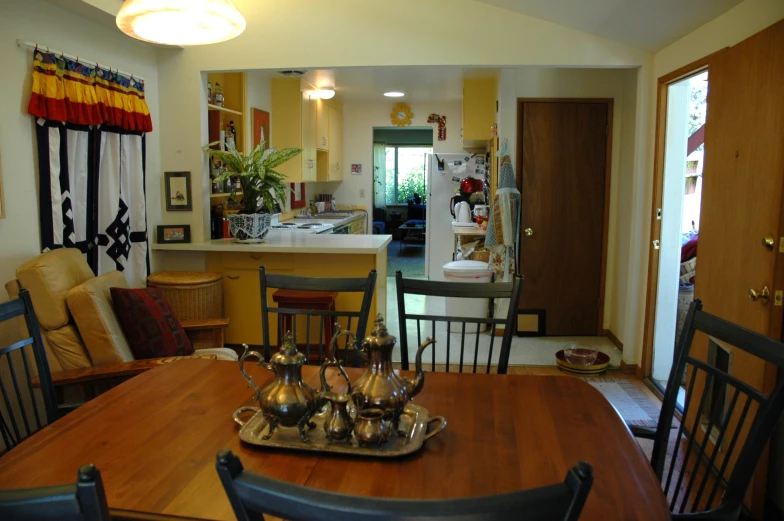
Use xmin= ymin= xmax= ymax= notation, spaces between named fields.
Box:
xmin=425 ymin=153 xmax=484 ymax=281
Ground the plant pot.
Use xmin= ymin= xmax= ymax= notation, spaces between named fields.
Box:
xmin=228 ymin=213 xmax=272 ymax=243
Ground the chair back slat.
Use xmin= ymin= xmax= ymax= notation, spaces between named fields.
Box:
xmin=0 ymin=289 xmax=59 ymax=454
xmin=260 ymin=267 xmax=377 ymax=366
xmin=0 ymin=464 xmax=110 ymax=521
xmin=216 ymin=450 xmax=593 ymax=521
xmin=648 ymin=299 xmax=784 ymax=518
xmin=396 ymin=271 xmax=523 ymax=374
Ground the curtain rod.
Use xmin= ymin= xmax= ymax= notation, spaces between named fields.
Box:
xmin=16 ymin=39 xmax=146 ymax=82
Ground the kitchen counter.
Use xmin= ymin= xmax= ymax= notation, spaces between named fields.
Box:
xmin=291 ymin=211 xmax=366 ymax=230
xmin=151 ymin=232 xmax=390 ymax=254
xmin=151 ymin=227 xmax=388 ymax=347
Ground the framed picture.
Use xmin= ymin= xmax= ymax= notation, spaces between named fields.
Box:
xmin=165 ymin=171 xmax=192 ymax=211
xmin=157 ymin=225 xmax=191 ymax=244
xmin=290 ymin=182 xmax=306 ymax=209
xmin=351 ymin=164 xmax=362 ymax=175
xmin=253 ymin=108 xmax=271 ymax=150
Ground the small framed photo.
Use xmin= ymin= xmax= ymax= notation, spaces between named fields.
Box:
xmin=165 ymin=171 xmax=192 ymax=211
xmin=157 ymin=225 xmax=191 ymax=244
xmin=351 ymin=164 xmax=362 ymax=175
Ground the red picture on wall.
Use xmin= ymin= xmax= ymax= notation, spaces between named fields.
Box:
xmin=252 ymin=108 xmax=270 ymax=149
xmin=290 ymin=183 xmax=306 ymax=209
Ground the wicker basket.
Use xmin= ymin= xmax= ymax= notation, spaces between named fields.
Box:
xmin=147 ymin=271 xmax=223 ymax=321
xmin=470 ymin=250 xmax=491 ymax=263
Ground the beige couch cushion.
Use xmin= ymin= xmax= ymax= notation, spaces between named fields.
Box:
xmin=45 ymin=325 xmax=92 ymax=370
xmin=67 ymin=271 xmax=135 ymax=366
xmin=16 ymin=249 xmax=95 ymax=330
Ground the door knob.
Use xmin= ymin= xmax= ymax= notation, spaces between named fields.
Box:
xmin=749 ymin=286 xmax=770 ymax=304
xmin=763 ymin=235 xmax=775 ymax=251
xmin=524 ymin=228 xmax=533 ymax=237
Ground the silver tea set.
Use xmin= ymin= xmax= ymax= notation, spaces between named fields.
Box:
xmin=238 ymin=314 xmax=437 ymax=447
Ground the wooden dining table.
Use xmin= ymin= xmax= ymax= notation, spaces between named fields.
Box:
xmin=0 ymin=359 xmax=670 ymax=520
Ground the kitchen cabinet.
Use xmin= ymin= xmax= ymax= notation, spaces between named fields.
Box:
xmin=316 ymin=99 xmax=329 ymax=151
xmin=271 ymin=78 xmax=317 ymax=183
xmin=207 ymin=250 xmax=385 ymax=346
xmin=462 ymin=77 xmax=497 ymax=148
xmin=207 ymin=72 xmax=246 ymax=154
xmin=348 ymin=217 xmax=364 ymax=234
xmin=317 ymin=102 xmax=344 ymax=182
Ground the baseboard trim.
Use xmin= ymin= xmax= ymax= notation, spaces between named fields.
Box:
xmin=620 ymin=360 xmax=644 ymax=378
xmin=603 ymin=329 xmax=623 ymax=351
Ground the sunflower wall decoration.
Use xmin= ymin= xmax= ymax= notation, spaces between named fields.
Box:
xmin=390 ymin=103 xmax=413 ymax=127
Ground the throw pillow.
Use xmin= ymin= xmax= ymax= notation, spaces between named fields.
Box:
xmin=109 ymin=287 xmax=194 ymax=359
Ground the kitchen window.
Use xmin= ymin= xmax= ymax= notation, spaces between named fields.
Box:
xmin=385 ymin=146 xmax=432 ymax=205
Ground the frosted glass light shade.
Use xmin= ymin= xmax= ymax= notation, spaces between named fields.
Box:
xmin=316 ymin=89 xmax=336 ymax=100
xmin=116 ymin=0 xmax=246 ymax=46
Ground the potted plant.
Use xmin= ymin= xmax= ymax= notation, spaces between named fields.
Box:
xmin=204 ymin=141 xmax=302 ymax=242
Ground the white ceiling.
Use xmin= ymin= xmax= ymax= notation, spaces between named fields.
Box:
xmin=471 ymin=0 xmax=743 ymax=51
xmin=256 ymin=67 xmax=499 ymax=103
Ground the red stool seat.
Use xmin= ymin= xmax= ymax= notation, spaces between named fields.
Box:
xmin=272 ymin=289 xmax=338 ymax=363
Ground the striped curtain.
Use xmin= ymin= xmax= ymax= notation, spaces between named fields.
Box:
xmin=28 ymin=51 xmax=151 ymax=286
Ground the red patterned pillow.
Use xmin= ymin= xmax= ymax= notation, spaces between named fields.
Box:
xmin=110 ymin=287 xmax=194 ymax=359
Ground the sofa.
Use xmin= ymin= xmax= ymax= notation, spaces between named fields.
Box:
xmin=5 ymin=249 xmax=237 ymax=390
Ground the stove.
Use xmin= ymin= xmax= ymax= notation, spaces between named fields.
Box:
xmin=271 ymin=221 xmax=334 ymax=234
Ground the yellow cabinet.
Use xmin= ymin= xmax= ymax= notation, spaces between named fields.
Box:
xmin=462 ymin=78 xmax=497 ymax=148
xmin=316 ymin=99 xmax=329 ymax=151
xmin=271 ymin=78 xmax=317 ymax=183
xmin=317 ymin=102 xmax=344 ymax=182
xmin=348 ymin=218 xmax=364 ymax=234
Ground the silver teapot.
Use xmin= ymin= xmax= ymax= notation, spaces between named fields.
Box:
xmin=350 ymin=314 xmax=434 ymax=430
xmin=239 ymin=331 xmax=350 ymax=443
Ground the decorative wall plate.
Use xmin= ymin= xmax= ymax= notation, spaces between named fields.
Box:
xmin=390 ymin=103 xmax=413 ymax=127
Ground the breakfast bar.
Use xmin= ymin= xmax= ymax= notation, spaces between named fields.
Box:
xmin=152 ymin=233 xmax=391 ymax=346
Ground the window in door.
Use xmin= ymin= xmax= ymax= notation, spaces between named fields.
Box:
xmin=385 ymin=146 xmax=432 ymax=205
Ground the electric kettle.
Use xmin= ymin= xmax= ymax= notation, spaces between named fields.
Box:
xmin=455 ymin=201 xmax=471 ymax=224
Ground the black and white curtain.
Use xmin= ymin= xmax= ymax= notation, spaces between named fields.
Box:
xmin=34 ymin=122 xmax=149 ymax=286
xmin=28 ymin=51 xmax=152 ymax=287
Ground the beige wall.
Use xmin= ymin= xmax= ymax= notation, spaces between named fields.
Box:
xmin=333 ymin=100 xmax=463 ymax=210
xmin=0 ymin=0 xmax=162 ymax=297
xmin=155 ymin=0 xmax=650 ymax=247
xmin=496 ymin=67 xmax=639 ymax=358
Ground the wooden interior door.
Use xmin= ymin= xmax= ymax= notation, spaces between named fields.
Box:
xmin=517 ymin=101 xmax=610 ymax=336
xmin=691 ymin=19 xmax=784 ymax=515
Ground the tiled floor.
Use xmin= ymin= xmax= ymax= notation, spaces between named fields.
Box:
xmin=385 ymin=276 xmax=623 ymax=367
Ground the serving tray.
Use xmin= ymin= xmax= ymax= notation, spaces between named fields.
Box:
xmin=233 ymin=403 xmax=446 ymax=458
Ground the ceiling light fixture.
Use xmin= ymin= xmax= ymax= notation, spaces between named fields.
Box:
xmin=316 ymin=88 xmax=336 ymax=100
xmin=116 ymin=0 xmax=246 ymax=46
xmin=384 ymin=91 xmax=405 ymax=98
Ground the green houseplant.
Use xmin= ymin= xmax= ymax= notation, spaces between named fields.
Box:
xmin=204 ymin=141 xmax=301 ymax=242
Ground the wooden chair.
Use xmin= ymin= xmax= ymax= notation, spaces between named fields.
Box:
xmin=260 ymin=267 xmax=377 ymax=366
xmin=0 ymin=464 xmax=110 ymax=521
xmin=395 ymin=271 xmax=523 ymax=374
xmin=215 ymin=449 xmax=593 ymax=521
xmin=0 ymin=289 xmax=60 ymax=452
xmin=633 ymin=299 xmax=784 ymax=520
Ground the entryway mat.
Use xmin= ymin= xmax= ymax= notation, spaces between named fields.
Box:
xmin=582 ymin=377 xmax=660 ymax=428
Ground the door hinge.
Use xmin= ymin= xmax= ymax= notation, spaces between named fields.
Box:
xmin=653 ymin=239 xmax=660 ymax=250
xmin=656 ymin=208 xmax=662 ymax=220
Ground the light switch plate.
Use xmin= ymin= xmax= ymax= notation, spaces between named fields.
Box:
xmin=359 ymin=189 xmax=366 ymax=198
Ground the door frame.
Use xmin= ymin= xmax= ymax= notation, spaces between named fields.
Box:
xmin=516 ymin=98 xmax=613 ymax=335
xmin=640 ymin=54 xmax=719 ymax=378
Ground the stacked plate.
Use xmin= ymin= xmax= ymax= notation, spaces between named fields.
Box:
xmin=555 ymin=345 xmax=609 ymax=376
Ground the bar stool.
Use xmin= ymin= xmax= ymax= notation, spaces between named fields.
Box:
xmin=271 ymin=289 xmax=338 ymax=361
